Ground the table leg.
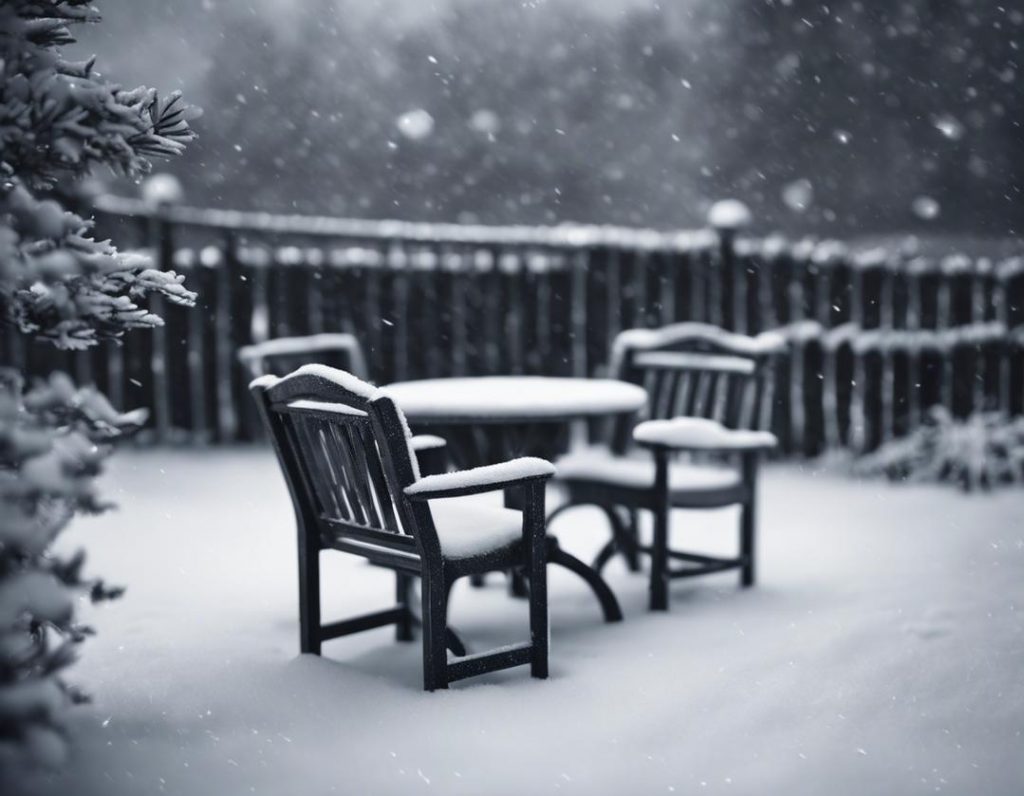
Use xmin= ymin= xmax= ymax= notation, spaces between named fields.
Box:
xmin=547 ymin=543 xmax=623 ymax=623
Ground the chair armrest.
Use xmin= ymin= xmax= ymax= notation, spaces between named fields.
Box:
xmin=633 ymin=418 xmax=777 ymax=453
xmin=404 ymin=457 xmax=555 ymax=500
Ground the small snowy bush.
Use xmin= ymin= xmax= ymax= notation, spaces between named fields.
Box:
xmin=854 ymin=407 xmax=1024 ymax=491
xmin=0 ymin=1 xmax=196 ymax=767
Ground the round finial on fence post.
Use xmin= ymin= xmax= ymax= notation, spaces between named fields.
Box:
xmin=706 ymin=199 xmax=752 ymax=330
xmin=707 ymin=198 xmax=752 ymax=239
xmin=141 ymin=174 xmax=183 ymax=276
xmin=141 ymin=173 xmax=185 ymax=209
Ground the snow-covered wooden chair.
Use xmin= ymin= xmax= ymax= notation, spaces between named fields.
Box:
xmin=251 ymin=365 xmax=552 ymax=690
xmin=551 ymin=323 xmax=783 ymax=611
xmin=241 ymin=334 xmax=447 ymax=475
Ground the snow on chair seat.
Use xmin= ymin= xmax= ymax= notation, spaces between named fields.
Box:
xmin=633 ymin=417 xmax=778 ymax=452
xmin=557 ymin=447 xmax=741 ymax=493
xmin=428 ymin=499 xmax=525 ymax=560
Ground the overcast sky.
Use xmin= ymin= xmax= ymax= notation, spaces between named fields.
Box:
xmin=75 ymin=0 xmax=662 ymax=99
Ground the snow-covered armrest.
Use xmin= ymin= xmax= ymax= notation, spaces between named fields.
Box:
xmin=633 ymin=418 xmax=777 ymax=452
xmin=404 ymin=457 xmax=555 ymax=500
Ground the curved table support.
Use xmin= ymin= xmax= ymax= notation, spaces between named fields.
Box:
xmin=546 ymin=543 xmax=623 ymax=623
xmin=592 ymin=505 xmax=644 ymax=575
xmin=549 ymin=502 xmax=642 ymax=576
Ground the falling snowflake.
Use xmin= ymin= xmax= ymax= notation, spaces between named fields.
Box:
xmin=911 ymin=196 xmax=941 ymax=220
xmin=782 ymin=178 xmax=814 ymax=212
xmin=469 ymin=109 xmax=501 ymax=136
xmin=932 ymin=114 xmax=964 ymax=141
xmin=395 ymin=109 xmax=434 ymax=140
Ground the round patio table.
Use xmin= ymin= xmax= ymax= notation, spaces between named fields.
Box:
xmin=383 ymin=376 xmax=648 ymax=622
xmin=382 ymin=376 xmax=647 ymax=470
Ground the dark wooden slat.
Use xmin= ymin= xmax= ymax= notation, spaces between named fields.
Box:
xmin=337 ymin=423 xmax=384 ymax=529
xmin=446 ymin=642 xmax=533 ymax=683
xmin=667 ymin=558 xmax=745 ymax=578
xmin=291 ymin=415 xmax=349 ymax=521
xmin=319 ymin=419 xmax=368 ymax=527
xmin=355 ymin=423 xmax=402 ymax=533
xmin=326 ymin=539 xmax=422 ymax=571
xmin=319 ymin=607 xmax=407 ymax=641
xmin=320 ymin=518 xmax=416 ymax=549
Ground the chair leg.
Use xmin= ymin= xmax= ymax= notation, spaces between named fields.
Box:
xmin=528 ymin=537 xmax=549 ymax=680
xmin=442 ymin=578 xmax=467 ymax=656
xmin=395 ymin=572 xmax=414 ymax=642
xmin=740 ymin=453 xmax=759 ymax=589
xmin=649 ymin=502 xmax=669 ymax=611
xmin=548 ymin=545 xmax=623 ymax=623
xmin=420 ymin=575 xmax=450 ymax=691
xmin=740 ymin=499 xmax=756 ymax=587
xmin=622 ymin=508 xmax=641 ymax=572
xmin=298 ymin=542 xmax=321 ymax=655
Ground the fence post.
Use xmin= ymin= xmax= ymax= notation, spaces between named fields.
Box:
xmin=216 ymin=235 xmax=239 ymax=442
xmin=571 ymin=249 xmax=589 ymax=377
xmin=707 ymin=199 xmax=752 ymax=333
xmin=148 ymin=212 xmax=173 ymax=442
xmin=183 ymin=247 xmax=208 ymax=443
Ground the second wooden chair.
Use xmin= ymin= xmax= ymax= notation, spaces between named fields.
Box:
xmin=550 ymin=323 xmax=783 ymax=611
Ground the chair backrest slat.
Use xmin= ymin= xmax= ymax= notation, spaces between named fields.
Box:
xmin=354 ymin=423 xmax=402 ymax=533
xmin=339 ymin=422 xmax=386 ymax=529
xmin=288 ymin=413 xmax=351 ymax=522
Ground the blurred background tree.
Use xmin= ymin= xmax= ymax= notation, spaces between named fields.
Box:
xmin=74 ymin=0 xmax=1022 ymax=238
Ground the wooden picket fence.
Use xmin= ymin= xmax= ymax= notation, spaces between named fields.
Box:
xmin=6 ymin=194 xmax=1023 ymax=455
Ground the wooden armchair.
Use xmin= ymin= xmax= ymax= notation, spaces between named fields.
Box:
xmin=251 ymin=365 xmax=552 ymax=690
xmin=550 ymin=323 xmax=783 ymax=611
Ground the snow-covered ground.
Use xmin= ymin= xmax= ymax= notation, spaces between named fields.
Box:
xmin=10 ymin=449 xmax=1024 ymax=795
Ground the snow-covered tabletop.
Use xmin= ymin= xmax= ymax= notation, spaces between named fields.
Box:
xmin=382 ymin=376 xmax=647 ymax=424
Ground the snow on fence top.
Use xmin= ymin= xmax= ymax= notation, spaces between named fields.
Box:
xmin=95 ymin=194 xmax=717 ymax=253
xmin=781 ymin=321 xmax=1012 ymax=353
xmin=105 ymin=194 xmax=1023 ymax=279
